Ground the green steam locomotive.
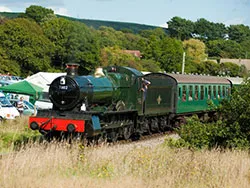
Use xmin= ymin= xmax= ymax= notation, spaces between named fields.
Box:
xmin=29 ymin=64 xmax=236 ymax=141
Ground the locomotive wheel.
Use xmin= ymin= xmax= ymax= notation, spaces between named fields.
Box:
xmin=107 ymin=131 xmax=118 ymax=142
xmin=151 ymin=118 xmax=159 ymax=132
xmin=159 ymin=117 xmax=167 ymax=132
xmin=144 ymin=119 xmax=152 ymax=135
xmin=123 ymin=125 xmax=132 ymax=140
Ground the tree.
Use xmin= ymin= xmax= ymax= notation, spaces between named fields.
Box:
xmin=139 ymin=28 xmax=167 ymax=40
xmin=240 ymin=39 xmax=250 ymax=59
xmin=197 ymin=60 xmax=220 ymax=76
xmin=25 ymin=5 xmax=54 ymax=23
xmin=206 ymin=40 xmax=223 ymax=58
xmin=207 ymin=39 xmax=244 ymax=59
xmin=100 ymin=46 xmax=142 ymax=70
xmin=159 ymin=37 xmax=184 ymax=72
xmin=183 ymin=39 xmax=207 ymax=63
xmin=0 ymin=18 xmax=54 ymax=76
xmin=97 ymin=26 xmax=125 ymax=48
xmin=219 ymin=78 xmax=250 ymax=147
xmin=140 ymin=59 xmax=162 ymax=72
xmin=221 ymin=40 xmax=244 ymax=58
xmin=228 ymin=24 xmax=250 ymax=43
xmin=0 ymin=47 xmax=21 ymax=75
xmin=123 ymin=32 xmax=144 ymax=50
xmin=167 ymin=16 xmax=194 ymax=40
xmin=219 ymin=62 xmax=241 ymax=77
xmin=194 ymin=18 xmax=227 ymax=40
xmin=41 ymin=18 xmax=100 ymax=72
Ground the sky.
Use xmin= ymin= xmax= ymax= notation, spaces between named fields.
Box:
xmin=0 ymin=0 xmax=249 ymax=27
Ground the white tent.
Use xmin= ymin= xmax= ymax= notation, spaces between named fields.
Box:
xmin=25 ymin=72 xmax=66 ymax=92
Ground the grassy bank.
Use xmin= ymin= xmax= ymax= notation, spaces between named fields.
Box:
xmin=0 ymin=139 xmax=250 ymax=187
xmin=0 ymin=117 xmax=40 ymax=153
xmin=1 ymin=118 xmax=250 ymax=187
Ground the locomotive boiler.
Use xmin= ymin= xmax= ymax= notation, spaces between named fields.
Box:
xmin=49 ymin=64 xmax=117 ymax=111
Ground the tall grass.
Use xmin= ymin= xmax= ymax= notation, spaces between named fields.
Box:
xmin=1 ymin=140 xmax=250 ymax=187
xmin=0 ymin=117 xmax=40 ymax=153
xmin=1 ymin=119 xmax=250 ymax=187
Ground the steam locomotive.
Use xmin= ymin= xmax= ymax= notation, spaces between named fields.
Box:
xmin=29 ymin=64 xmax=237 ymax=141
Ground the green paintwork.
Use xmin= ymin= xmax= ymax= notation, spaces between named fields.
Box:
xmin=82 ymin=66 xmax=232 ymax=117
xmin=143 ymin=73 xmax=176 ymax=116
xmin=85 ymin=66 xmax=143 ymax=111
xmin=176 ymin=83 xmax=231 ymax=114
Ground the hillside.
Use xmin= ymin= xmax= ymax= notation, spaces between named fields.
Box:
xmin=0 ymin=12 xmax=167 ymax=34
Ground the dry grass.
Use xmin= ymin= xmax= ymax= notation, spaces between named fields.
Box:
xmin=0 ymin=117 xmax=40 ymax=153
xmin=0 ymin=139 xmax=250 ymax=188
xmin=0 ymin=116 xmax=29 ymax=132
xmin=1 ymin=119 xmax=250 ymax=188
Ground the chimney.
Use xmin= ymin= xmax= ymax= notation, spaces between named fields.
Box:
xmin=66 ymin=63 xmax=79 ymax=76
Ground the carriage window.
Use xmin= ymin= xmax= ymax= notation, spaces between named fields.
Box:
xmin=218 ymin=86 xmax=221 ymax=99
xmin=189 ymin=86 xmax=193 ymax=101
xmin=182 ymin=85 xmax=186 ymax=101
xmin=208 ymin=86 xmax=212 ymax=99
xmin=179 ymin=87 xmax=181 ymax=100
xmin=201 ymin=86 xmax=204 ymax=100
xmin=222 ymin=86 xmax=225 ymax=97
xmin=195 ymin=85 xmax=198 ymax=100
xmin=213 ymin=86 xmax=216 ymax=99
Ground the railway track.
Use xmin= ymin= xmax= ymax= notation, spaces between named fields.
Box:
xmin=89 ymin=130 xmax=179 ymax=148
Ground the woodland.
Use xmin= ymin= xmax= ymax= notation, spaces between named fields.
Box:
xmin=0 ymin=5 xmax=249 ymax=78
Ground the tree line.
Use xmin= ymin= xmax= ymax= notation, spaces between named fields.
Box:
xmin=0 ymin=5 xmax=249 ymax=77
xmin=168 ymin=17 xmax=250 ymax=66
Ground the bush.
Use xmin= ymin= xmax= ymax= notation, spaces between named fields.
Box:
xmin=166 ymin=116 xmax=249 ymax=150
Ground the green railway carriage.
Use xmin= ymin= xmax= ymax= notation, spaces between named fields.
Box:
xmin=143 ymin=73 xmax=231 ymax=118
xmin=169 ymin=74 xmax=231 ymax=115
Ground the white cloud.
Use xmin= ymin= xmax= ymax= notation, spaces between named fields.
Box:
xmin=0 ymin=6 xmax=12 ymax=12
xmin=159 ymin=23 xmax=168 ymax=28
